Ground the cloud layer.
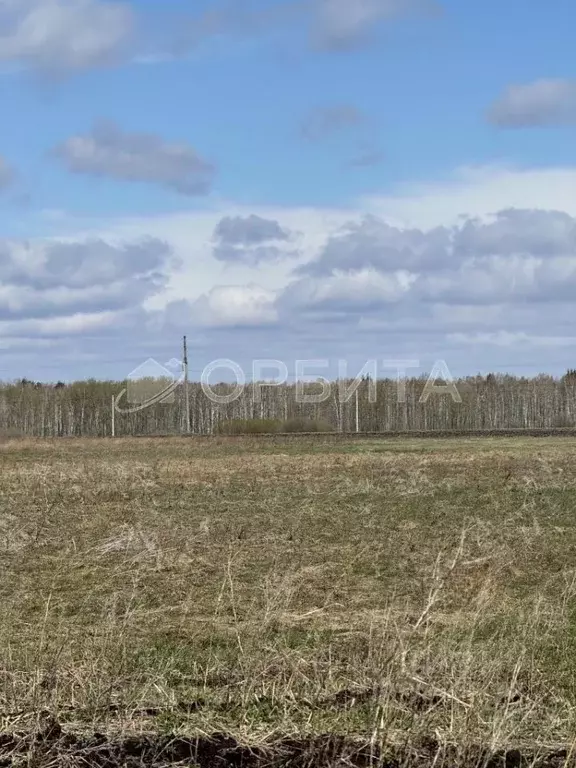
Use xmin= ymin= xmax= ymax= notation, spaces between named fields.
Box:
xmin=3 ymin=168 xmax=576 ymax=379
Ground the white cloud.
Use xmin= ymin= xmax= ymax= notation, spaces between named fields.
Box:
xmin=312 ymin=0 xmax=439 ymax=50
xmin=0 ymin=236 xmax=174 ymax=319
xmin=0 ymin=155 xmax=15 ymax=190
xmin=300 ymin=104 xmax=365 ymax=140
xmin=54 ymin=121 xmax=215 ymax=195
xmin=0 ymin=0 xmax=134 ymax=73
xmin=173 ymin=0 xmax=438 ymax=57
xmin=417 ymin=255 xmax=576 ymax=304
xmin=363 ymin=165 xmax=576 ymax=229
xmin=488 ymin=79 xmax=576 ymax=128
xmin=190 ymin=284 xmax=278 ymax=328
xmin=211 ymin=214 xmax=299 ymax=265
xmin=0 ymin=310 xmax=121 ymax=337
xmin=281 ymin=268 xmax=415 ymax=314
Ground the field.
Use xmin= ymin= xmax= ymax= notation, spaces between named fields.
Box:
xmin=1 ymin=435 xmax=576 ymax=766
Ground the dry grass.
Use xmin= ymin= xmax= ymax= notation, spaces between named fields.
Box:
xmin=1 ymin=436 xmax=576 ymax=758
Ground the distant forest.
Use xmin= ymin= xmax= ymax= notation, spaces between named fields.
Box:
xmin=3 ymin=371 xmax=576 ymax=437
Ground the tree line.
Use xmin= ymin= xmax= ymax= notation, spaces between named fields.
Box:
xmin=2 ymin=370 xmax=576 ymax=437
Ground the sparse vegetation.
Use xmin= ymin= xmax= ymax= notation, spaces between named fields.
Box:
xmin=217 ymin=417 xmax=334 ymax=434
xmin=281 ymin=416 xmax=334 ymax=433
xmin=2 ymin=435 xmax=576 ymax=765
xmin=216 ymin=417 xmax=283 ymax=434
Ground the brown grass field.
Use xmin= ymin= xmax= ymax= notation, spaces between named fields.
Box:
xmin=2 ymin=435 xmax=576 ymax=766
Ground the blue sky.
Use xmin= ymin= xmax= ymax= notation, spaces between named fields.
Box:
xmin=2 ymin=0 xmax=576 ymax=381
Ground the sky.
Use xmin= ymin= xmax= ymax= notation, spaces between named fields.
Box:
xmin=2 ymin=0 xmax=576 ymax=382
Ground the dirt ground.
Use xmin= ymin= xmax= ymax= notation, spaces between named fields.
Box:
xmin=0 ymin=720 xmax=570 ymax=767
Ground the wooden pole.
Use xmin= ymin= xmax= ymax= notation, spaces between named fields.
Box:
xmin=183 ymin=336 xmax=191 ymax=433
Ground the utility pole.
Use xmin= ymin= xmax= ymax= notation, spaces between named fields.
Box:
xmin=183 ymin=336 xmax=191 ymax=433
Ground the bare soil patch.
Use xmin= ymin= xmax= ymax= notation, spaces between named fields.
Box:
xmin=0 ymin=721 xmax=570 ymax=768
